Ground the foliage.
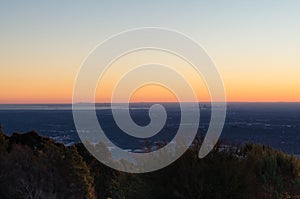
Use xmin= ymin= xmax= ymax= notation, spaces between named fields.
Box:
xmin=241 ymin=144 xmax=300 ymax=199
xmin=0 ymin=129 xmax=300 ymax=199
xmin=0 ymin=131 xmax=96 ymax=199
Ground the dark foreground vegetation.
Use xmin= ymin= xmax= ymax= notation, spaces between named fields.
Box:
xmin=0 ymin=126 xmax=300 ymax=199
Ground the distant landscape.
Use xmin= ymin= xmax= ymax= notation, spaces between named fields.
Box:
xmin=1 ymin=103 xmax=299 ymax=154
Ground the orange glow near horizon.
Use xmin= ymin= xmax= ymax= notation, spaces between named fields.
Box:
xmin=1 ymin=85 xmax=300 ymax=104
xmin=1 ymin=50 xmax=300 ymax=104
xmin=129 ymin=84 xmax=178 ymax=103
xmin=1 ymin=70 xmax=300 ymax=104
xmin=94 ymin=50 xmax=212 ymax=103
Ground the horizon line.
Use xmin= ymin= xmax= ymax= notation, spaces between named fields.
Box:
xmin=1 ymin=101 xmax=300 ymax=105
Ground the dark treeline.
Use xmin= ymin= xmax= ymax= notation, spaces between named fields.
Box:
xmin=0 ymin=126 xmax=300 ymax=199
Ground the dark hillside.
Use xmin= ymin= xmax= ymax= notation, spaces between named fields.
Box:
xmin=0 ymin=127 xmax=299 ymax=199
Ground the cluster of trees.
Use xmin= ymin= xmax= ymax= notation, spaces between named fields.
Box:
xmin=0 ymin=128 xmax=96 ymax=199
xmin=0 ymin=126 xmax=300 ymax=199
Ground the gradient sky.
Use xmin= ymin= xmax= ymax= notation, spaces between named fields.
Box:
xmin=1 ymin=0 xmax=300 ymax=103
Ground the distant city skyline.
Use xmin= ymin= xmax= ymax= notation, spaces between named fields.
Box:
xmin=1 ymin=1 xmax=300 ymax=103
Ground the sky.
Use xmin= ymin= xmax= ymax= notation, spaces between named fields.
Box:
xmin=1 ymin=0 xmax=300 ymax=103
